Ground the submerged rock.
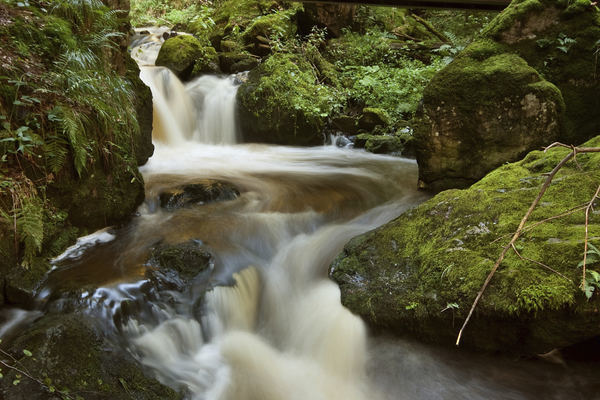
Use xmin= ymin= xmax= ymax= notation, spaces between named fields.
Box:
xmin=0 ymin=313 xmax=182 ymax=400
xmin=331 ymin=135 xmax=600 ymax=354
xmin=149 ymin=240 xmax=213 ymax=285
xmin=158 ymin=180 xmax=239 ymax=210
xmin=414 ymin=0 xmax=600 ymax=192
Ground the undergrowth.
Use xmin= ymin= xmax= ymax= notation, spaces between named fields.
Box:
xmin=0 ymin=0 xmax=141 ymax=267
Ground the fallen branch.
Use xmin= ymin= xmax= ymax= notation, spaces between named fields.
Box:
xmin=409 ymin=12 xmax=451 ymax=44
xmin=582 ymin=185 xmax=600 ymax=288
xmin=456 ymin=143 xmax=600 ymax=346
xmin=0 ymin=347 xmax=73 ymax=399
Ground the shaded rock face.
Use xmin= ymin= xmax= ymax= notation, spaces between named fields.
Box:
xmin=331 ymin=135 xmax=600 ymax=354
xmin=416 ymin=53 xmax=563 ymax=192
xmin=298 ymin=3 xmax=357 ymax=37
xmin=0 ymin=313 xmax=182 ymax=400
xmin=415 ymin=0 xmax=600 ymax=192
xmin=480 ymin=0 xmax=600 ymax=146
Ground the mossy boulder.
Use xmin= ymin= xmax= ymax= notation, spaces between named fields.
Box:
xmin=353 ymin=133 xmax=406 ymax=155
xmin=237 ymin=52 xmax=338 ymax=146
xmin=0 ymin=313 xmax=182 ymax=400
xmin=219 ymin=52 xmax=260 ymax=74
xmin=415 ymin=0 xmax=600 ymax=192
xmin=415 ymin=52 xmax=564 ymax=192
xmin=358 ymin=107 xmax=391 ymax=131
xmin=148 ymin=240 xmax=213 ymax=288
xmin=331 ymin=136 xmax=600 ymax=354
xmin=479 ymin=0 xmax=600 ymax=146
xmin=241 ymin=9 xmax=298 ymax=56
xmin=155 ymin=35 xmax=219 ymax=80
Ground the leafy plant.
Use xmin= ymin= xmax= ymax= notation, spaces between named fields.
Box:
xmin=578 ymin=242 xmax=600 ymax=299
xmin=556 ymin=33 xmax=576 ymax=54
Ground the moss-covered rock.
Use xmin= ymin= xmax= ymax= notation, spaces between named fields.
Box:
xmin=479 ymin=0 xmax=600 ymax=146
xmin=354 ymin=133 xmax=405 ymax=155
xmin=415 ymin=53 xmax=564 ymax=192
xmin=331 ymin=136 xmax=600 ymax=354
xmin=237 ymin=52 xmax=339 ymax=145
xmin=155 ymin=35 xmax=219 ymax=80
xmin=219 ymin=51 xmax=260 ymax=74
xmin=415 ymin=0 xmax=600 ymax=192
xmin=0 ymin=313 xmax=182 ymax=400
xmin=358 ymin=107 xmax=391 ymax=131
xmin=149 ymin=240 xmax=213 ymax=284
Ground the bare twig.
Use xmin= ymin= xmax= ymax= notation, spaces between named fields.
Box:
xmin=0 ymin=348 xmax=73 ymax=399
xmin=510 ymin=243 xmax=573 ymax=283
xmin=582 ymin=185 xmax=600 ymax=288
xmin=490 ymin=203 xmax=589 ymax=244
xmin=456 ymin=143 xmax=600 ymax=346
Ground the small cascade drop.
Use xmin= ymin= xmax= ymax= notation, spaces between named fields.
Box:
xmin=139 ymin=68 xmax=241 ymax=146
xmin=139 ymin=66 xmax=196 ymax=145
xmin=187 ymin=75 xmax=239 ymax=145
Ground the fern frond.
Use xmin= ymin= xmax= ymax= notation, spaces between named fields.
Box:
xmin=58 ymin=106 xmax=89 ymax=177
xmin=17 ymin=197 xmax=44 ymax=268
xmin=44 ymin=136 xmax=69 ymax=174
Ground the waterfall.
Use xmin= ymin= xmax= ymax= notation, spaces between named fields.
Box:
xmin=139 ymin=68 xmax=240 ymax=146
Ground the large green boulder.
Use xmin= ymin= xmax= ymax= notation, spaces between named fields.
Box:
xmin=155 ymin=35 xmax=219 ymax=80
xmin=237 ymin=52 xmax=338 ymax=145
xmin=415 ymin=52 xmax=564 ymax=192
xmin=415 ymin=0 xmax=600 ymax=192
xmin=331 ymin=136 xmax=600 ymax=354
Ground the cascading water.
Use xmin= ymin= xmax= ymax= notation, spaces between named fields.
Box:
xmin=5 ymin=32 xmax=593 ymax=400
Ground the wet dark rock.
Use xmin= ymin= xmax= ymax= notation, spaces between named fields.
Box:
xmin=219 ymin=52 xmax=259 ymax=74
xmin=331 ymin=115 xmax=359 ymax=135
xmin=0 ymin=313 xmax=182 ymax=400
xmin=158 ymin=181 xmax=239 ymax=211
xmin=149 ymin=240 xmax=213 ymax=284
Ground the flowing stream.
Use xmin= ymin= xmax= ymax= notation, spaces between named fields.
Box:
xmin=2 ymin=30 xmax=598 ymax=400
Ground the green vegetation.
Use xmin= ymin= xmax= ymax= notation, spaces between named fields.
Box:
xmin=130 ymin=0 xmax=214 ymax=28
xmin=0 ymin=1 xmax=147 ymax=278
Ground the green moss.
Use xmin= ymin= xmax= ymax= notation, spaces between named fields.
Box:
xmin=474 ymin=0 xmax=600 ymax=144
xmin=1 ymin=313 xmax=182 ymax=399
xmin=241 ymin=9 xmax=297 ymax=44
xmin=332 ymin=136 xmax=600 ymax=353
xmin=237 ymin=52 xmax=339 ymax=145
xmin=155 ymin=34 xmax=206 ymax=78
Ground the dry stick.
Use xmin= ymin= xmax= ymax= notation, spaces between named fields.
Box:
xmin=456 ymin=144 xmax=600 ymax=346
xmin=582 ymin=185 xmax=600 ymax=288
xmin=0 ymin=349 xmax=74 ymax=399
xmin=490 ymin=203 xmax=589 ymax=244
xmin=510 ymin=243 xmax=573 ymax=283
